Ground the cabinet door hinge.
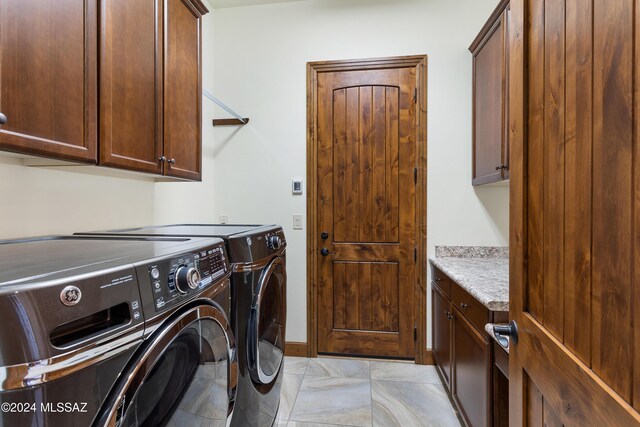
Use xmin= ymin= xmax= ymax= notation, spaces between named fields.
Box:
xmin=414 ymin=167 xmax=418 ymax=184
xmin=414 ymin=247 xmax=417 ymax=263
xmin=413 ymin=88 xmax=417 ymax=103
xmin=414 ymin=327 xmax=418 ymax=341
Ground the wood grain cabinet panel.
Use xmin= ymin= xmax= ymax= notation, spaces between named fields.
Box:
xmin=163 ymin=0 xmax=206 ymax=181
xmin=100 ymin=0 xmax=163 ymax=173
xmin=432 ymin=283 xmax=453 ymax=391
xmin=453 ymin=309 xmax=491 ymax=427
xmin=470 ymin=0 xmax=510 ymax=186
xmin=0 ymin=0 xmax=97 ymax=162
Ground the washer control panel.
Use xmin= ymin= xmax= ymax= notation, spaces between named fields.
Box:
xmin=148 ymin=245 xmax=229 ymax=312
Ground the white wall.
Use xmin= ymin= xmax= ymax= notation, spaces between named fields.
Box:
xmin=211 ymin=0 xmax=510 ymax=344
xmin=0 ymin=156 xmax=156 ymax=238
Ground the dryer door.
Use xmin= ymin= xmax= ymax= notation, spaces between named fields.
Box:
xmin=94 ymin=301 xmax=237 ymax=427
xmin=248 ymin=256 xmax=287 ymax=384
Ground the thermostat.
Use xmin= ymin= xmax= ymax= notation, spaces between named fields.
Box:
xmin=292 ymin=179 xmax=303 ymax=195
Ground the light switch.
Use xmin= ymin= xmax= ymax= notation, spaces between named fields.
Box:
xmin=293 ymin=214 xmax=303 ymax=230
xmin=292 ymin=179 xmax=303 ymax=195
xmin=219 ymin=214 xmax=229 ymax=224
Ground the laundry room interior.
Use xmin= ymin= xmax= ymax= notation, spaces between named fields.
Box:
xmin=0 ymin=0 xmax=638 ymax=426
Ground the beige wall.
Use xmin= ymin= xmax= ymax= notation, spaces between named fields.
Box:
xmin=211 ymin=0 xmax=510 ymax=344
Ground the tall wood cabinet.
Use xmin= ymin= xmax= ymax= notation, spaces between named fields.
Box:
xmin=470 ymin=0 xmax=510 ymax=186
xmin=0 ymin=0 xmax=207 ymax=180
xmin=0 ymin=0 xmax=98 ymax=163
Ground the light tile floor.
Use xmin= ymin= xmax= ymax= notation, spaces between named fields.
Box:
xmin=277 ymin=357 xmax=462 ymax=427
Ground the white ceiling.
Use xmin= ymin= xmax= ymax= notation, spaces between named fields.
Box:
xmin=208 ymin=0 xmax=307 ymax=9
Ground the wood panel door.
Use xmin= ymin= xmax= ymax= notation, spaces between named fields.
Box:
xmin=163 ymin=0 xmax=206 ymax=181
xmin=312 ymin=58 xmax=424 ymax=358
xmin=432 ymin=283 xmax=452 ymax=390
xmin=100 ymin=0 xmax=163 ymax=174
xmin=0 ymin=0 xmax=97 ymax=162
xmin=509 ymin=0 xmax=640 ymax=424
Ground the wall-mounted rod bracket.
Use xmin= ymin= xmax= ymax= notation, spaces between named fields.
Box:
xmin=203 ymin=89 xmax=249 ymax=126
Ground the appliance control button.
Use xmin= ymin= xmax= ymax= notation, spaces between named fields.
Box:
xmin=154 ymin=282 xmax=161 ymax=289
xmin=268 ymin=235 xmax=282 ymax=250
xmin=150 ymin=267 xmax=160 ymax=280
xmin=175 ymin=266 xmax=201 ymax=294
xmin=133 ymin=311 xmax=141 ymax=320
xmin=132 ymin=300 xmax=139 ymax=310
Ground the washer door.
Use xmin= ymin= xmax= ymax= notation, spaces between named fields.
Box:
xmin=248 ymin=256 xmax=286 ymax=385
xmin=95 ymin=302 xmax=237 ymax=427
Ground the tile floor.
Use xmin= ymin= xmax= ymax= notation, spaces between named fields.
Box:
xmin=277 ymin=357 xmax=462 ymax=427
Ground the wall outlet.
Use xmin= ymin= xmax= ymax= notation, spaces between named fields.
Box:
xmin=219 ymin=214 xmax=229 ymax=224
xmin=293 ymin=214 xmax=303 ymax=230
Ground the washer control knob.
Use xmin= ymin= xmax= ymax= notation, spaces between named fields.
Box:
xmin=150 ymin=267 xmax=160 ymax=280
xmin=268 ymin=235 xmax=282 ymax=250
xmin=175 ymin=266 xmax=201 ymax=294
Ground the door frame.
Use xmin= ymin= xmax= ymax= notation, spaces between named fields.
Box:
xmin=306 ymin=55 xmax=429 ymax=364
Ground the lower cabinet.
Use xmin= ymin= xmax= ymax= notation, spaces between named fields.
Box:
xmin=432 ymin=285 xmax=452 ymax=389
xmin=453 ymin=308 xmax=490 ymax=427
xmin=431 ymin=266 xmax=507 ymax=427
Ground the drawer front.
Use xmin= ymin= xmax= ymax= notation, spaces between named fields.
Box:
xmin=432 ymin=266 xmax=452 ymax=297
xmin=452 ymin=282 xmax=490 ymax=333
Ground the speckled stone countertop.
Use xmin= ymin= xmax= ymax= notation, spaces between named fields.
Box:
xmin=430 ymin=246 xmax=509 ymax=312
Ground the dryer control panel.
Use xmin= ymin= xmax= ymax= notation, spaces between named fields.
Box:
xmin=148 ymin=245 xmax=229 ymax=312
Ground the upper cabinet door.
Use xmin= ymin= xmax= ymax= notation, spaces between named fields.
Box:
xmin=470 ymin=0 xmax=509 ymax=186
xmin=163 ymin=0 xmax=207 ymax=181
xmin=99 ymin=0 xmax=163 ymax=174
xmin=0 ymin=0 xmax=97 ymax=162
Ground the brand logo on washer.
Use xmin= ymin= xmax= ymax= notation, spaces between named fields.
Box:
xmin=60 ymin=285 xmax=82 ymax=306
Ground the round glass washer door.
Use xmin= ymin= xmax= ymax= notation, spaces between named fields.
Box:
xmin=95 ymin=302 xmax=237 ymax=427
xmin=248 ymin=256 xmax=286 ymax=385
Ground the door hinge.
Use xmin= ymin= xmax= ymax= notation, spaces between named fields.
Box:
xmin=414 ymin=247 xmax=417 ymax=263
xmin=413 ymin=88 xmax=417 ymax=103
xmin=414 ymin=327 xmax=417 ymax=341
xmin=414 ymin=168 xmax=418 ymax=184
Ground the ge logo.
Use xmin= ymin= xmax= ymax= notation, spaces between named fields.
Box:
xmin=60 ymin=286 xmax=82 ymax=306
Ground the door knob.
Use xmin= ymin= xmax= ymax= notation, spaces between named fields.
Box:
xmin=158 ymin=156 xmax=167 ymax=163
xmin=493 ymin=321 xmax=518 ymax=348
xmin=0 ymin=112 xmax=6 ymax=125
xmin=321 ymin=232 xmax=329 ymax=240
xmin=320 ymin=248 xmax=330 ymax=256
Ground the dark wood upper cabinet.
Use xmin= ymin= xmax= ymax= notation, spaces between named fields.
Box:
xmin=0 ymin=0 xmax=98 ymax=163
xmin=100 ymin=0 xmax=163 ymax=174
xmin=101 ymin=0 xmax=207 ymax=179
xmin=163 ymin=0 xmax=206 ymax=181
xmin=470 ymin=0 xmax=510 ymax=186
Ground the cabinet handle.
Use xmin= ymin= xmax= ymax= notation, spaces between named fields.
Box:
xmin=169 ymin=158 xmax=176 ymax=165
xmin=495 ymin=164 xmax=506 ymax=171
xmin=434 ymin=277 xmax=442 ymax=282
xmin=0 ymin=112 xmax=6 ymax=125
xmin=460 ymin=302 xmax=469 ymax=309
xmin=445 ymin=311 xmax=453 ymax=320
xmin=158 ymin=156 xmax=167 ymax=163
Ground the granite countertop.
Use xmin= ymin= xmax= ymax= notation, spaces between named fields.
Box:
xmin=430 ymin=246 xmax=509 ymax=312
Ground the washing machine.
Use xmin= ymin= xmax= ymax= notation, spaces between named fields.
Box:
xmin=0 ymin=234 xmax=236 ymax=427
xmin=76 ymin=224 xmax=287 ymax=427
